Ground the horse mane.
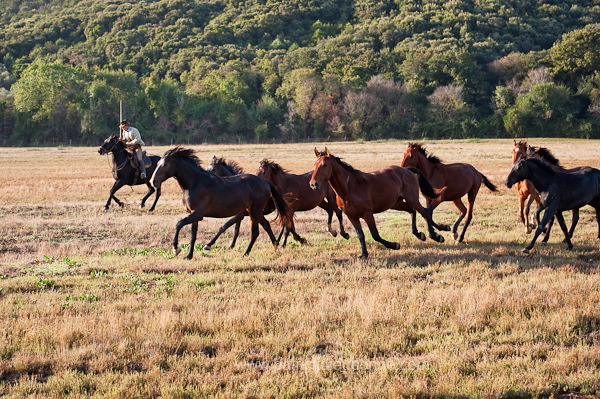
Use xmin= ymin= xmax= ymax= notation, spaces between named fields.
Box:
xmin=162 ymin=147 xmax=203 ymax=168
xmin=524 ymin=157 xmax=558 ymax=175
xmin=327 ymin=153 xmax=361 ymax=174
xmin=260 ymin=159 xmax=288 ymax=174
xmin=515 ymin=140 xmax=527 ymax=147
xmin=211 ymin=156 xmax=244 ymax=174
xmin=408 ymin=142 xmax=442 ymax=164
xmin=527 ymin=146 xmax=561 ymax=167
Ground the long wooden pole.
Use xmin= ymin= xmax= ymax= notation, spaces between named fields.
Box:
xmin=119 ymin=100 xmax=123 ymax=138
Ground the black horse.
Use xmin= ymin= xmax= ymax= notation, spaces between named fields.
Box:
xmin=150 ymin=147 xmax=294 ymax=258
xmin=506 ymin=157 xmax=600 ymax=253
xmin=98 ymin=134 xmax=161 ymax=211
xmin=523 ymin=146 xmax=584 ymax=244
xmin=204 ymin=156 xmax=248 ymax=250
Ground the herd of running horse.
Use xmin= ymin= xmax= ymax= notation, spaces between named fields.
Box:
xmin=98 ymin=135 xmax=600 ymax=259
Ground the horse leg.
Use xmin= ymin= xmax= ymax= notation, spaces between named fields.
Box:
xmin=523 ymin=194 xmax=536 ymax=233
xmin=427 ymin=198 xmax=451 ymax=231
xmin=393 ymin=200 xmax=425 ymax=241
xmin=204 ymin=213 xmax=245 ymax=250
xmin=173 ymin=209 xmax=204 ymax=257
xmin=243 ymin=215 xmax=261 ymax=256
xmin=229 ymin=219 xmax=242 ymax=249
xmin=104 ymin=180 xmax=125 ymax=210
xmin=148 ymin=186 xmax=161 ymax=212
xmin=319 ymin=201 xmax=338 ymax=237
xmin=456 ymin=192 xmax=477 ymax=244
xmin=555 ymin=212 xmax=573 ymax=250
xmin=288 ymin=221 xmax=307 ymax=245
xmin=518 ymin=192 xmax=527 ymax=230
xmin=404 ymin=200 xmax=444 ymax=243
xmin=258 ymin=215 xmax=278 ymax=249
xmin=523 ymin=204 xmax=558 ymax=253
xmin=363 ymin=213 xmax=400 ymax=251
xmin=186 ymin=221 xmax=199 ymax=259
xmin=567 ymin=209 xmax=579 ymax=240
xmin=540 ymin=217 xmax=553 ymax=245
xmin=140 ymin=183 xmax=155 ymax=209
xmin=348 ymin=217 xmax=369 ymax=259
xmin=451 ymin=199 xmax=467 ymax=242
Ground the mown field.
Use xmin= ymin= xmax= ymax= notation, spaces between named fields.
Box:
xmin=0 ymin=139 xmax=599 ymax=398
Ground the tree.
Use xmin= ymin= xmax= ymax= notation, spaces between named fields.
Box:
xmin=550 ymin=24 xmax=600 ymax=84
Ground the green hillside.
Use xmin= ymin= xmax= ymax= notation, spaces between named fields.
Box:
xmin=0 ymin=0 xmax=599 ymax=144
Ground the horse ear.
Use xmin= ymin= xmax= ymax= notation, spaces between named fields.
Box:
xmin=513 ymin=139 xmax=516 ymax=145
xmin=314 ymin=147 xmax=320 ymax=157
xmin=324 ymin=147 xmax=330 ymax=156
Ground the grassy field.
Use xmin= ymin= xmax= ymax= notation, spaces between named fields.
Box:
xmin=0 ymin=139 xmax=599 ymax=398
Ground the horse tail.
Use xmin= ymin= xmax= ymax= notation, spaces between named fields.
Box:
xmin=268 ymin=181 xmax=294 ymax=229
xmin=407 ymin=167 xmax=440 ymax=199
xmin=481 ymin=173 xmax=498 ymax=192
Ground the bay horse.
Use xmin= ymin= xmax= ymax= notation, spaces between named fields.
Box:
xmin=150 ymin=147 xmax=293 ymax=258
xmin=400 ymin=142 xmax=498 ymax=243
xmin=309 ymin=148 xmax=444 ymax=259
xmin=98 ymin=134 xmax=161 ymax=211
xmin=506 ymin=157 xmax=600 ymax=253
xmin=257 ymin=159 xmax=349 ymax=247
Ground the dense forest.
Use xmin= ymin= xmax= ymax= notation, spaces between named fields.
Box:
xmin=0 ymin=0 xmax=599 ymax=145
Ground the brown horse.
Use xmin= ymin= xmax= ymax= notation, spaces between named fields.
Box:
xmin=309 ymin=148 xmax=444 ymax=258
xmin=150 ymin=147 xmax=293 ymax=258
xmin=256 ymin=159 xmax=349 ymax=246
xmin=400 ymin=142 xmax=498 ymax=243
xmin=512 ymin=140 xmax=541 ymax=233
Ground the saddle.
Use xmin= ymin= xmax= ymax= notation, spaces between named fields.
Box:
xmin=126 ymin=150 xmax=152 ymax=170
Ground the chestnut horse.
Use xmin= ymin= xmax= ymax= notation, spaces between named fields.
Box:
xmin=512 ymin=140 xmax=541 ymax=233
xmin=309 ymin=148 xmax=444 ymax=258
xmin=257 ymin=159 xmax=349 ymax=246
xmin=150 ymin=147 xmax=293 ymax=258
xmin=400 ymin=143 xmax=498 ymax=243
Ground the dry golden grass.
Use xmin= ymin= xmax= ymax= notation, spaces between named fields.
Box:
xmin=0 ymin=139 xmax=599 ymax=398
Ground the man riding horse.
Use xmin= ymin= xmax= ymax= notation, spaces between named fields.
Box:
xmin=119 ymin=120 xmax=147 ymax=179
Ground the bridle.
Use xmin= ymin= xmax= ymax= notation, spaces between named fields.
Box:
xmin=102 ymin=136 xmax=128 ymax=171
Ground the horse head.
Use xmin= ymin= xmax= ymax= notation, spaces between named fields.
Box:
xmin=98 ymin=134 xmax=120 ymax=155
xmin=512 ymin=140 xmax=528 ymax=163
xmin=310 ymin=147 xmax=332 ymax=191
xmin=506 ymin=157 xmax=530 ymax=188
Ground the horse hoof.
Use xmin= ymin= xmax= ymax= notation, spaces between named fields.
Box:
xmin=522 ymin=248 xmax=531 ymax=254
xmin=436 ymin=235 xmax=445 ymax=243
xmin=540 ymin=242 xmax=548 ymax=246
xmin=140 ymin=203 xmax=145 ymax=209
xmin=342 ymin=233 xmax=350 ymax=240
xmin=417 ymin=232 xmax=426 ymax=241
xmin=394 ymin=243 xmax=400 ymax=250
xmin=103 ymin=206 xmax=109 ymax=211
xmin=358 ymin=254 xmax=369 ymax=260
xmin=203 ymin=245 xmax=211 ymax=251
xmin=299 ymin=238 xmax=307 ymax=245
xmin=174 ymin=247 xmax=181 ymax=256
xmin=329 ymin=230 xmax=338 ymax=237
xmin=441 ymin=224 xmax=451 ymax=231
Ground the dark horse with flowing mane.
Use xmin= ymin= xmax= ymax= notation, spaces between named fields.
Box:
xmin=400 ymin=142 xmax=498 ymax=243
xmin=310 ymin=148 xmax=444 ymax=258
xmin=511 ymin=140 xmax=581 ymax=244
xmin=257 ymin=159 xmax=349 ymax=246
xmin=150 ymin=147 xmax=293 ymax=258
xmin=98 ymin=134 xmax=161 ymax=211
xmin=506 ymin=157 xmax=600 ymax=253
